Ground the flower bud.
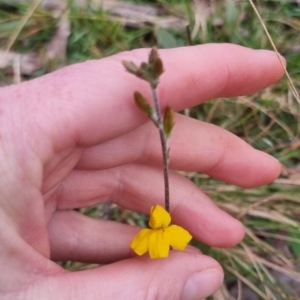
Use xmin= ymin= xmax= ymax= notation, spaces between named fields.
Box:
xmin=163 ymin=106 xmax=174 ymax=138
xmin=153 ymin=57 xmax=164 ymax=78
xmin=134 ymin=91 xmax=154 ymax=116
xmin=122 ymin=60 xmax=139 ymax=74
xmin=148 ymin=47 xmax=159 ymax=65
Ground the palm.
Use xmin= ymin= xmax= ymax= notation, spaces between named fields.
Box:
xmin=0 ymin=44 xmax=284 ymax=299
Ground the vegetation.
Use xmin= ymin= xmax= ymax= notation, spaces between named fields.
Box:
xmin=0 ymin=0 xmax=299 ymax=299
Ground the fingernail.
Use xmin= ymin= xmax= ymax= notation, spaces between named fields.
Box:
xmin=257 ymin=50 xmax=286 ymax=66
xmin=257 ymin=49 xmax=275 ymax=54
xmin=183 ymin=245 xmax=202 ymax=254
xmin=259 ymin=150 xmax=279 ymax=162
xmin=258 ymin=150 xmax=282 ymax=172
xmin=181 ymin=269 xmax=223 ymax=300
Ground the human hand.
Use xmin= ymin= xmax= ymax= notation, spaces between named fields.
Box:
xmin=0 ymin=44 xmax=284 ymax=299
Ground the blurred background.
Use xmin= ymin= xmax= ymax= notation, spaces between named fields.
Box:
xmin=0 ymin=0 xmax=300 ymax=299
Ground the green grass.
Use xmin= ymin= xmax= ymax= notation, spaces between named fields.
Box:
xmin=0 ymin=0 xmax=300 ymax=299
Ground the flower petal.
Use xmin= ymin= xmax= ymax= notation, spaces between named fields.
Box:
xmin=130 ymin=228 xmax=152 ymax=256
xmin=165 ymin=225 xmax=192 ymax=251
xmin=149 ymin=205 xmax=171 ymax=229
xmin=148 ymin=229 xmax=170 ymax=259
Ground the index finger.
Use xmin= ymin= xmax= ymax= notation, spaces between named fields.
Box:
xmin=3 ymin=44 xmax=285 ymax=157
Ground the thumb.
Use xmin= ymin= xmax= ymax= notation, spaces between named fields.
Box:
xmin=43 ymin=250 xmax=223 ymax=300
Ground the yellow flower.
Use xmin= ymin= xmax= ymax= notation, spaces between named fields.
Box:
xmin=130 ymin=205 xmax=192 ymax=259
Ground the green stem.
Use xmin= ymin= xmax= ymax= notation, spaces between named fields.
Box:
xmin=151 ymin=87 xmax=170 ymax=213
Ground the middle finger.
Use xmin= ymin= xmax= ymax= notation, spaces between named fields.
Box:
xmin=76 ymin=114 xmax=280 ymax=188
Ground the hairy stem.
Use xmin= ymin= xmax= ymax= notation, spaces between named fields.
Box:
xmin=151 ymin=87 xmax=170 ymax=212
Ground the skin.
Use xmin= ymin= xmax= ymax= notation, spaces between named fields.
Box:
xmin=0 ymin=44 xmax=284 ymax=299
